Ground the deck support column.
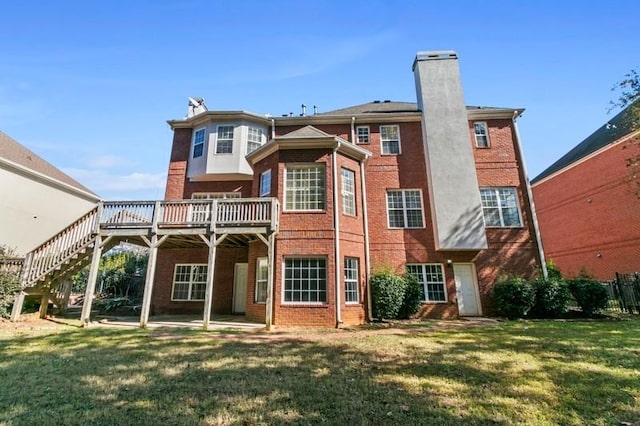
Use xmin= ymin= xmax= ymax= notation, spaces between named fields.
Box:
xmin=140 ymin=233 xmax=159 ymax=328
xmin=39 ymin=288 xmax=50 ymax=319
xmin=202 ymin=233 xmax=217 ymax=331
xmin=265 ymin=233 xmax=275 ymax=331
xmin=10 ymin=292 xmax=26 ymax=322
xmin=81 ymin=235 xmax=103 ymax=327
xmin=59 ymin=279 xmax=73 ymax=314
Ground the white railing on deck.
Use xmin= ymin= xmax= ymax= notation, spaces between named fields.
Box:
xmin=101 ymin=201 xmax=155 ymax=227
xmin=215 ymin=198 xmax=278 ymax=228
xmin=24 ymin=206 xmax=98 ymax=285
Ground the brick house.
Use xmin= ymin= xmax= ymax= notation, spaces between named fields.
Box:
xmin=531 ymin=103 xmax=640 ymax=280
xmin=149 ymin=50 xmax=545 ymax=327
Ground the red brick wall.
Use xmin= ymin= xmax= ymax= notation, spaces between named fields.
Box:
xmin=165 ymin=128 xmax=192 ymax=199
xmin=532 ymin=134 xmax=640 ymax=279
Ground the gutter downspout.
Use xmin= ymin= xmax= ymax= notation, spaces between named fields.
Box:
xmin=360 ymin=157 xmax=373 ymax=321
xmin=332 ymin=143 xmax=342 ymax=327
xmin=271 ymin=118 xmax=275 ymax=140
xmin=512 ymin=111 xmax=548 ymax=279
xmin=350 ymin=117 xmax=356 ymax=143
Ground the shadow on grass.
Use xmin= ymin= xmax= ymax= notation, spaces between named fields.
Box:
xmin=0 ymin=319 xmax=638 ymax=425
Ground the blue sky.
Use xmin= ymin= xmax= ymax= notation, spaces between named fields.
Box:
xmin=1 ymin=1 xmax=638 ymax=200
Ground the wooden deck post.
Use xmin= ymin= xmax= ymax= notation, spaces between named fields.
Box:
xmin=139 ymin=234 xmax=159 ymax=328
xmin=202 ymin=233 xmax=217 ymax=331
xmin=265 ymin=233 xmax=275 ymax=331
xmin=81 ymin=235 xmax=103 ymax=327
xmin=10 ymin=292 xmax=26 ymax=322
xmin=39 ymin=288 xmax=50 ymax=319
xmin=59 ymin=279 xmax=73 ymax=314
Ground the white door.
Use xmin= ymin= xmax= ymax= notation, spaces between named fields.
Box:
xmin=453 ymin=263 xmax=481 ymax=316
xmin=233 ymin=263 xmax=248 ymax=314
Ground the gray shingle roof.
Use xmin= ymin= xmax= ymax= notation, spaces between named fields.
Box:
xmin=319 ymin=101 xmax=516 ymax=116
xmin=0 ymin=131 xmax=98 ymax=197
xmin=531 ymin=103 xmax=638 ymax=184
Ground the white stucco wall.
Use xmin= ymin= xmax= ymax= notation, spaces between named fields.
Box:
xmin=0 ymin=166 xmax=98 ymax=256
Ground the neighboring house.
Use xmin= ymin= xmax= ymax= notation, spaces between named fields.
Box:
xmin=531 ymin=104 xmax=640 ymax=280
xmin=150 ymin=50 xmax=544 ymax=326
xmin=0 ymin=131 xmax=100 ymax=255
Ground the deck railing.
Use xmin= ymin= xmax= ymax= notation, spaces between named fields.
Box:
xmin=21 ymin=198 xmax=279 ymax=286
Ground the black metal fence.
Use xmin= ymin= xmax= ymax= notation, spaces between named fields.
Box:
xmin=603 ymin=273 xmax=640 ymax=314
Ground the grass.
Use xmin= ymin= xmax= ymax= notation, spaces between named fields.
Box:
xmin=0 ymin=318 xmax=639 ymax=425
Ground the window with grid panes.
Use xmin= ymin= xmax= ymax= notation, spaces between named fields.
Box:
xmin=474 ymin=122 xmax=490 ymax=148
xmin=193 ymin=128 xmax=205 ymax=158
xmin=341 ymin=168 xmax=356 ymax=215
xmin=344 ymin=257 xmax=359 ymax=303
xmin=479 ymin=187 xmax=522 ymax=227
xmin=247 ymin=127 xmax=264 ymax=154
xmin=259 ymin=169 xmax=271 ymax=197
xmin=216 ymin=125 xmax=234 ymax=154
xmin=356 ymin=126 xmax=370 ymax=144
xmin=386 ymin=190 xmax=424 ymax=228
xmin=285 ymin=164 xmax=325 ymax=211
xmin=172 ymin=264 xmax=207 ymax=301
xmin=380 ymin=125 xmax=401 ymax=154
xmin=406 ymin=264 xmax=446 ymax=302
xmin=283 ymin=258 xmax=327 ymax=303
xmin=255 ymin=257 xmax=268 ymax=303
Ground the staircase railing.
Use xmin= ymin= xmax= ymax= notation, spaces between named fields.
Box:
xmin=24 ymin=206 xmax=99 ymax=286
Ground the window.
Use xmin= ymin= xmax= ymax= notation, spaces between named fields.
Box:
xmin=191 ymin=192 xmax=241 ymax=222
xmin=283 ymin=258 xmax=327 ymax=303
xmin=255 ymin=257 xmax=268 ymax=303
xmin=193 ymin=128 xmax=206 ymax=158
xmin=386 ymin=190 xmax=424 ymax=228
xmin=216 ymin=125 xmax=234 ymax=154
xmin=344 ymin=257 xmax=359 ymax=303
xmin=341 ymin=168 xmax=356 ymax=216
xmin=356 ymin=126 xmax=370 ymax=144
xmin=407 ymin=264 xmax=446 ymax=302
xmin=247 ymin=127 xmax=264 ymax=154
xmin=172 ymin=264 xmax=207 ymax=301
xmin=259 ymin=169 xmax=271 ymax=197
xmin=380 ymin=125 xmax=401 ymax=154
xmin=480 ymin=187 xmax=522 ymax=227
xmin=474 ymin=122 xmax=490 ymax=148
xmin=285 ymin=164 xmax=325 ymax=211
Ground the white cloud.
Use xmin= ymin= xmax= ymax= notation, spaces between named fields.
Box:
xmin=63 ymin=168 xmax=166 ymax=200
xmin=86 ymin=154 xmax=135 ymax=169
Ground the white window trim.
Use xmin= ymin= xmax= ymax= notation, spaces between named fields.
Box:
xmin=255 ymin=257 xmax=268 ymax=304
xmin=386 ymin=189 xmax=426 ymax=229
xmin=215 ymin=124 xmax=235 ymax=155
xmin=192 ymin=127 xmax=206 ymax=158
xmin=283 ymin=163 xmax=326 ymax=212
xmin=407 ymin=263 xmax=448 ymax=303
xmin=344 ymin=257 xmax=360 ymax=304
xmin=480 ymin=187 xmax=523 ymax=228
xmin=281 ymin=257 xmax=328 ymax=305
xmin=171 ymin=263 xmax=207 ymax=301
xmin=247 ymin=126 xmax=265 ymax=155
xmin=356 ymin=126 xmax=370 ymax=144
xmin=380 ymin=124 xmax=402 ymax=155
xmin=474 ymin=122 xmax=490 ymax=148
xmin=341 ymin=168 xmax=356 ymax=216
xmin=259 ymin=169 xmax=272 ymax=197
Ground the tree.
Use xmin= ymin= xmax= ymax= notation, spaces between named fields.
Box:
xmin=0 ymin=246 xmax=21 ymax=318
xmin=611 ymin=69 xmax=640 ymax=197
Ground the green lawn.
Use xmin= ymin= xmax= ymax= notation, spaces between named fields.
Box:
xmin=0 ymin=318 xmax=638 ymax=425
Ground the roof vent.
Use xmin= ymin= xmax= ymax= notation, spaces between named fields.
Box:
xmin=383 ymin=100 xmax=391 ymax=103
xmin=187 ymin=97 xmax=207 ymax=118
xmin=373 ymin=100 xmax=381 ymax=103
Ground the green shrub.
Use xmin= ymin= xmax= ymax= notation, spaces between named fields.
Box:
xmin=568 ymin=278 xmax=609 ymax=316
xmin=530 ymin=278 xmax=570 ymax=318
xmin=0 ymin=246 xmax=22 ymax=319
xmin=546 ymin=260 xmax=563 ymax=281
xmin=370 ymin=271 xmax=406 ymax=320
xmin=492 ymin=276 xmax=535 ymax=319
xmin=398 ymin=273 xmax=423 ymax=319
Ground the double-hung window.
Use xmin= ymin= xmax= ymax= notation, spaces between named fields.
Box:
xmin=356 ymin=126 xmax=370 ymax=144
xmin=255 ymin=257 xmax=268 ymax=303
xmin=341 ymin=168 xmax=356 ymax=216
xmin=283 ymin=258 xmax=327 ymax=303
xmin=259 ymin=169 xmax=271 ymax=197
xmin=285 ymin=164 xmax=325 ymax=211
xmin=216 ymin=125 xmax=234 ymax=154
xmin=172 ymin=264 xmax=207 ymax=301
xmin=344 ymin=257 xmax=359 ymax=303
xmin=380 ymin=125 xmax=401 ymax=154
xmin=406 ymin=264 xmax=446 ymax=302
xmin=193 ymin=128 xmax=206 ymax=158
xmin=480 ymin=187 xmax=522 ymax=227
xmin=386 ymin=190 xmax=424 ymax=228
xmin=247 ymin=127 xmax=264 ymax=154
xmin=474 ymin=122 xmax=490 ymax=148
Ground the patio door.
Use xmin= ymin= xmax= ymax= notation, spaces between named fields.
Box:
xmin=453 ymin=263 xmax=481 ymax=316
xmin=233 ymin=263 xmax=248 ymax=314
